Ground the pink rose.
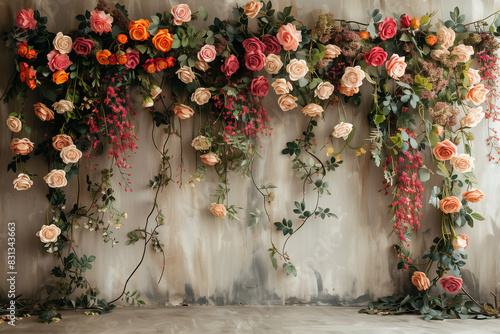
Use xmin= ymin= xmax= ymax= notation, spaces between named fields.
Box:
xmin=385 ymin=54 xmax=407 ymax=79
xmin=277 ymin=23 xmax=302 ymax=51
xmin=440 ymin=276 xmax=463 ymax=294
xmin=89 ymin=9 xmax=113 ymax=35
xmin=378 ymin=17 xmax=397 ymax=41
xmin=173 ymin=104 xmax=195 ymax=120
xmin=16 ymin=9 xmax=37 ymax=31
xmin=243 ymin=37 xmax=266 ymax=53
xmin=251 ymin=76 xmax=269 ymax=97
xmin=197 ymin=45 xmax=217 ymax=63
xmin=400 ymin=14 xmax=411 ymax=29
xmin=364 ymin=47 xmax=387 ymax=66
xmin=47 ymin=50 xmax=73 ymax=72
xmin=125 ymin=50 xmax=140 ymax=69
xmin=171 ymin=4 xmax=191 ymax=26
xmin=262 ymin=35 xmax=281 ymax=54
xmin=72 ymin=37 xmax=95 ymax=56
xmin=245 ymin=51 xmax=266 ymax=71
xmin=36 ymin=224 xmax=61 ymax=243
xmin=221 ymin=55 xmax=239 ymax=77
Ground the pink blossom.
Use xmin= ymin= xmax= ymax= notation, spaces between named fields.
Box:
xmin=89 ymin=9 xmax=113 ymax=35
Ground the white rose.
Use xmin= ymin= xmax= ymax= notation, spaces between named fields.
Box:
xmin=460 ymin=107 xmax=484 ymax=128
xmin=151 ymin=85 xmax=162 ymax=99
xmin=332 ymin=122 xmax=353 ymax=139
xmin=191 ymin=88 xmax=211 ymax=105
xmin=430 ymin=49 xmax=450 ymax=61
xmin=53 ymin=32 xmax=73 ymax=54
xmin=191 ymin=135 xmax=211 ymax=150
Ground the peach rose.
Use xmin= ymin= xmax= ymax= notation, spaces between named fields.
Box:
xmin=271 ymin=78 xmax=293 ymax=95
xmin=36 ymin=224 xmax=61 ymax=243
xmin=277 ymin=23 xmax=302 ymax=51
xmin=411 ymin=271 xmax=430 ymax=291
xmin=433 ymin=124 xmax=444 ymax=136
xmin=191 ymin=135 xmax=211 ymax=151
xmin=385 ymin=54 xmax=407 ymax=79
xmin=264 ymin=54 xmax=283 ymax=74
xmin=34 ymin=102 xmax=54 ymax=121
xmin=332 ymin=122 xmax=353 ymax=139
xmin=339 ymin=84 xmax=359 ymax=96
xmin=198 ymin=45 xmax=217 ymax=63
xmin=314 ymin=82 xmax=334 ymax=100
xmin=324 ymin=44 xmax=341 ymax=59
xmin=243 ymin=1 xmax=263 ymax=18
xmin=278 ymin=94 xmax=298 ymax=111
xmin=460 ymin=107 xmax=484 ymax=127
xmin=171 ymin=4 xmax=191 ymax=26
xmin=430 ymin=48 xmax=450 ymax=61
xmin=432 ymin=140 xmax=457 ymax=161
xmin=195 ymin=60 xmax=210 ymax=72
xmin=451 ymin=154 xmax=474 ymax=173
xmin=191 ymin=88 xmax=211 ymax=105
xmin=452 ymin=234 xmax=469 ymax=250
xmin=341 ymin=66 xmax=365 ymax=88
xmin=173 ymin=104 xmax=195 ymax=120
xmin=462 ymin=189 xmax=485 ymax=203
xmin=60 ymin=144 xmax=82 ymax=164
xmin=301 ymin=103 xmax=323 ymax=117
xmin=439 ymin=196 xmax=462 ymax=214
xmin=13 ymin=173 xmax=33 ymax=191
xmin=451 ymin=44 xmax=474 ymax=63
xmin=466 ymin=84 xmax=489 ymax=106
xmin=210 ymin=203 xmax=227 ymax=218
xmin=175 ymin=66 xmax=195 ymax=84
xmin=200 ymin=152 xmax=220 ymax=165
xmin=286 ymin=59 xmax=308 ymax=81
xmin=10 ymin=138 xmax=34 ymax=155
xmin=467 ymin=68 xmax=481 ymax=86
xmin=52 ymin=100 xmax=73 ymax=114
xmin=437 ymin=27 xmax=455 ymax=49
xmin=43 ymin=169 xmax=68 ymax=188
xmin=52 ymin=134 xmax=73 ymax=151
xmin=6 ymin=116 xmax=22 ymax=132
xmin=53 ymin=32 xmax=72 ymax=54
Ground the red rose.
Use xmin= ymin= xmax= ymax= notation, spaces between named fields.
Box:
xmin=400 ymin=14 xmax=411 ymax=28
xmin=108 ymin=54 xmax=118 ymax=65
xmin=364 ymin=47 xmax=388 ymax=66
xmin=242 ymin=37 xmax=265 ymax=53
xmin=251 ymin=76 xmax=269 ymax=97
xmin=262 ymin=35 xmax=281 ymax=54
xmin=440 ymin=276 xmax=463 ymax=294
xmin=244 ymin=51 xmax=266 ymax=71
xmin=221 ymin=55 xmax=239 ymax=77
xmin=72 ymin=37 xmax=95 ymax=56
xmin=378 ymin=17 xmax=398 ymax=41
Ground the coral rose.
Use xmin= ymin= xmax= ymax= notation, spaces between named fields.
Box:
xmin=173 ymin=104 xmax=195 ymax=119
xmin=324 ymin=44 xmax=341 ymax=59
xmin=52 ymin=134 xmax=73 ymax=151
xmin=251 ymin=76 xmax=269 ymax=97
xmin=245 ymin=51 xmax=266 ymax=71
xmin=314 ymin=82 xmax=334 ymax=100
xmin=460 ymin=107 xmax=484 ymax=128
xmin=467 ymin=68 xmax=481 ymax=86
xmin=152 ymin=29 xmax=174 ymax=52
xmin=6 ymin=116 xmax=22 ymax=132
xmin=411 ymin=271 xmax=430 ymax=291
xmin=210 ymin=203 xmax=227 ymax=218
xmin=462 ymin=189 xmax=485 ymax=203
xmin=243 ymin=37 xmax=265 ymax=53
xmin=89 ymin=9 xmax=113 ymax=35
xmin=201 ymin=152 xmax=220 ymax=166
xmin=52 ymin=100 xmax=73 ymax=114
xmin=221 ymin=55 xmax=240 ymax=77
xmin=286 ymin=59 xmax=308 ymax=81
xmin=36 ymin=224 xmax=61 ymax=243
xmin=243 ymin=1 xmax=263 ymax=18
xmin=13 ymin=173 xmax=33 ymax=191
xmin=198 ymin=45 xmax=217 ymax=62
xmin=385 ymin=54 xmax=407 ymax=79
xmin=437 ymin=27 xmax=455 ymax=49
xmin=264 ymin=54 xmax=283 ymax=74
xmin=43 ymin=169 xmax=68 ymax=188
xmin=72 ymin=37 xmax=94 ymax=56
xmin=432 ymin=140 xmax=457 ymax=161
xmin=339 ymin=84 xmax=359 ymax=96
xmin=439 ymin=196 xmax=462 ymax=214
xmin=16 ymin=9 xmax=37 ymax=31
xmin=34 ymin=102 xmax=54 ymax=121
xmin=128 ymin=19 xmax=150 ymax=41
xmin=53 ymin=32 xmax=72 ymax=54
xmin=440 ymin=276 xmax=462 ymax=294
xmin=451 ymin=44 xmax=474 ymax=63
xmin=378 ymin=17 xmax=397 ymax=40
xmin=195 ymin=60 xmax=210 ymax=72
xmin=277 ymin=23 xmax=302 ymax=51
xmin=191 ymin=136 xmax=211 ymax=151
xmin=332 ymin=122 xmax=353 ymax=139
xmin=466 ymin=84 xmax=489 ymax=106
xmin=10 ymin=138 xmax=34 ymax=155
xmin=278 ymin=94 xmax=298 ymax=111
xmin=452 ymin=234 xmax=469 ymax=250
xmin=262 ymin=35 xmax=281 ymax=54
xmin=191 ymin=88 xmax=211 ymax=105
xmin=451 ymin=154 xmax=474 ymax=173
xmin=364 ymin=47 xmax=387 ymax=67
xmin=271 ymin=78 xmax=293 ymax=95
xmin=171 ymin=4 xmax=191 ymax=26
xmin=47 ymin=50 xmax=73 ymax=72
xmin=341 ymin=66 xmax=365 ymax=88
xmin=302 ymin=103 xmax=323 ymax=117
xmin=175 ymin=66 xmax=195 ymax=83
xmin=430 ymin=49 xmax=450 ymax=61
xmin=60 ymin=144 xmax=82 ymax=164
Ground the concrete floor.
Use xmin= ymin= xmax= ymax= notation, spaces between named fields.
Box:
xmin=1 ymin=306 xmax=499 ymax=334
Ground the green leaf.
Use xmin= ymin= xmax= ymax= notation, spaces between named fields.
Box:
xmin=420 ymin=15 xmax=430 ymax=25
xmin=471 ymin=213 xmax=485 ymax=221
xmin=418 ymin=168 xmax=430 ymax=182
xmin=198 ymin=6 xmax=208 ymax=20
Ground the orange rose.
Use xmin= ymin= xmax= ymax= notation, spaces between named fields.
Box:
xmin=52 ymin=134 xmax=73 ymax=151
xmin=466 ymin=84 xmax=489 ymax=106
xmin=439 ymin=196 xmax=462 ymax=214
xmin=462 ymin=189 xmax=485 ymax=203
xmin=243 ymin=1 xmax=263 ymax=18
xmin=210 ymin=203 xmax=227 ymax=218
xmin=426 ymin=35 xmax=437 ymax=46
xmin=33 ymin=102 xmax=54 ymax=121
xmin=359 ymin=31 xmax=370 ymax=39
xmin=128 ymin=19 xmax=150 ymax=41
xmin=117 ymin=34 xmax=128 ymax=44
xmin=152 ymin=29 xmax=174 ymax=53
xmin=96 ymin=49 xmax=112 ymax=65
xmin=52 ymin=70 xmax=69 ymax=84
xmin=411 ymin=271 xmax=430 ymax=291
xmin=117 ymin=54 xmax=128 ymax=65
xmin=10 ymin=138 xmax=34 ymax=155
xmin=156 ymin=58 xmax=174 ymax=70
xmin=432 ymin=140 xmax=457 ymax=161
xmin=410 ymin=17 xmax=420 ymax=29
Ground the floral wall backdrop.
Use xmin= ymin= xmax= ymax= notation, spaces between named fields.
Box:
xmin=0 ymin=0 xmax=499 ymax=308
